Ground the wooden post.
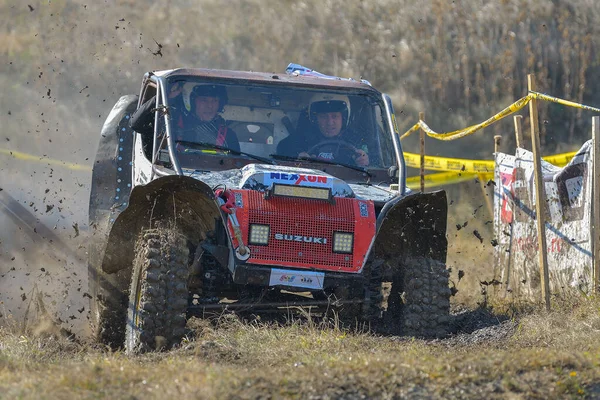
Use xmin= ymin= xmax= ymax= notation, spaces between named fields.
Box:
xmin=528 ymin=74 xmax=551 ymax=310
xmin=593 ymin=116 xmax=600 ymax=293
xmin=490 ymin=134 xmax=502 ymax=293
xmin=514 ymin=115 xmax=524 ymax=149
xmin=419 ymin=112 xmax=425 ymax=193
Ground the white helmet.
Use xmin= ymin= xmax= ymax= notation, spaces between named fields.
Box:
xmin=308 ymin=93 xmax=351 ymax=127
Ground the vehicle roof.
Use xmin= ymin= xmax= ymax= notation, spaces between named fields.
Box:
xmin=153 ymin=68 xmax=380 ymax=93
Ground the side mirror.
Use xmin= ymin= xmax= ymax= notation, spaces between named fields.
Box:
xmin=388 ymin=165 xmax=399 ymax=178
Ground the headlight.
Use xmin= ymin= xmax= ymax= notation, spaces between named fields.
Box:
xmin=333 ymin=232 xmax=353 ymax=254
xmin=249 ymin=224 xmax=270 ymax=245
xmin=271 ymin=183 xmax=332 ymax=202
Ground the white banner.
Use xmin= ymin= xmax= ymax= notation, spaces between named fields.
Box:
xmin=494 ymin=140 xmax=594 ymax=298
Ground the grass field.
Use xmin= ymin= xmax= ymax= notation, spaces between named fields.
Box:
xmin=1 ymin=295 xmax=600 ymax=399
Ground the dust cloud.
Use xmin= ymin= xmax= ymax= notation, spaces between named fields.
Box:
xmin=1 ymin=65 xmax=99 ymax=337
xmin=0 ymin=115 xmax=93 ymax=338
xmin=1 ymin=3 xmax=157 ymax=339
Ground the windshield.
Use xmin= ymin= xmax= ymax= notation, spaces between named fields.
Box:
xmin=155 ymin=77 xmax=398 ymax=184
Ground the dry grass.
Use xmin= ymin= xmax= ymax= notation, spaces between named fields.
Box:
xmin=1 ymin=297 xmax=600 ymax=399
xmin=2 ymin=1 xmax=600 ymax=398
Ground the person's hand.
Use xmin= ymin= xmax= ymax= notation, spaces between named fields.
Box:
xmin=354 ymin=149 xmax=369 ymax=166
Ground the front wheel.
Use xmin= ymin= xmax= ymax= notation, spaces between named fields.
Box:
xmin=89 ymin=268 xmax=130 ymax=350
xmin=125 ymin=228 xmax=190 ymax=353
xmin=385 ymin=257 xmax=451 ymax=338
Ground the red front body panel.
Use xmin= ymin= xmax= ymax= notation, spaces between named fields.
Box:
xmin=231 ymin=190 xmax=375 ymax=273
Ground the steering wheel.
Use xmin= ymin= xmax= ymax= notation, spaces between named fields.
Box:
xmin=306 ymin=139 xmax=357 ymax=164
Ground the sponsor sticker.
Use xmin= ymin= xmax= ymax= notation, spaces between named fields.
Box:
xmin=358 ymin=202 xmax=369 ymax=217
xmin=268 ymin=268 xmax=325 ymax=290
xmin=268 ymin=172 xmax=331 ymax=187
xmin=235 ymin=192 xmax=243 ymax=208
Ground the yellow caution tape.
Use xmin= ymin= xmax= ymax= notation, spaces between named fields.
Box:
xmin=541 ymin=151 xmax=577 ymax=166
xmin=0 ymin=148 xmax=91 ymax=171
xmin=404 ymin=150 xmax=576 ymax=173
xmin=400 ymin=96 xmax=531 ymax=141
xmin=529 ymin=91 xmax=600 ymax=113
xmin=405 ymin=150 xmax=576 ymax=188
xmin=400 ymin=91 xmax=600 ymax=141
xmin=404 ymin=152 xmax=494 ymax=173
xmin=406 ymin=171 xmax=489 ymax=189
xmin=401 ymin=122 xmax=421 ymax=139
xmin=405 ymin=152 xmax=579 ymax=189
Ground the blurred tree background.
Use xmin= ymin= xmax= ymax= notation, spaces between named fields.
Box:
xmin=2 ymin=0 xmax=599 ymax=161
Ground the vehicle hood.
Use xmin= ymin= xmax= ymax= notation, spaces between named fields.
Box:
xmin=183 ymin=164 xmax=396 ymax=202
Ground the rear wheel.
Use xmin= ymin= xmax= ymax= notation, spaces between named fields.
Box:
xmin=385 ymin=257 xmax=451 ymax=338
xmin=125 ymin=228 xmax=189 ymax=353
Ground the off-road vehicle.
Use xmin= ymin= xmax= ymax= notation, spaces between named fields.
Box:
xmin=88 ymin=64 xmax=450 ymax=353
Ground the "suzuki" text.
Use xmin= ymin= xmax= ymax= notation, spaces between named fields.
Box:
xmin=274 ymin=233 xmax=328 ymax=244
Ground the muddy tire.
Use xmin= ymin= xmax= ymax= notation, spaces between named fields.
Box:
xmin=125 ymin=228 xmax=189 ymax=353
xmin=88 ymin=242 xmax=131 ymax=350
xmin=91 ymin=271 xmax=130 ymax=349
xmin=331 ymin=259 xmax=383 ymax=329
xmin=386 ymin=257 xmax=451 ymax=338
xmin=361 ymin=258 xmax=384 ymax=322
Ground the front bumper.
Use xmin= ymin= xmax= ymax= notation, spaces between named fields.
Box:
xmin=232 ymin=263 xmax=366 ymax=293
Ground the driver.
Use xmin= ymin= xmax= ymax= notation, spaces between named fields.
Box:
xmin=177 ymin=84 xmax=240 ymax=152
xmin=279 ymin=94 xmax=369 ymax=167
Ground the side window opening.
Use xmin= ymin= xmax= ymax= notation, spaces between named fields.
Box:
xmin=141 ymin=84 xmax=156 ymax=105
xmin=140 ymin=84 xmax=157 ymax=160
